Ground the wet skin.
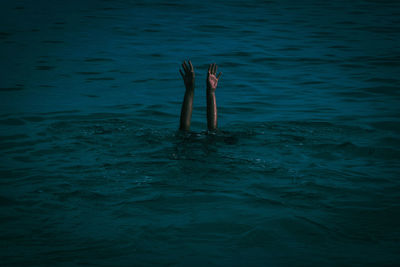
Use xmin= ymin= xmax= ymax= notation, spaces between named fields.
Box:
xmin=179 ymin=60 xmax=195 ymax=131
xmin=179 ymin=61 xmax=221 ymax=131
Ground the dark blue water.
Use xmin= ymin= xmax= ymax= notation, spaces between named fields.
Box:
xmin=1 ymin=0 xmax=400 ymax=265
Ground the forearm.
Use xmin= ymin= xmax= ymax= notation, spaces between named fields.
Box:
xmin=179 ymin=89 xmax=194 ymax=131
xmin=206 ymin=89 xmax=217 ymax=131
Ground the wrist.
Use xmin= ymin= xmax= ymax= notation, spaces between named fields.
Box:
xmin=207 ymin=87 xmax=216 ymax=94
xmin=186 ymin=85 xmax=195 ymax=91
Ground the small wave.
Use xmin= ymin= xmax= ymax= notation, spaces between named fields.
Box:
xmin=41 ymin=40 xmax=64 ymax=44
xmin=36 ymin=65 xmax=56 ymax=71
xmin=0 ymin=195 xmax=19 ymax=206
xmin=193 ymin=24 xmax=231 ymax=32
xmin=84 ymin=58 xmax=114 ymax=62
xmin=55 ymin=190 xmax=109 ymax=202
xmin=0 ymin=87 xmax=24 ymax=92
xmin=365 ymin=77 xmax=399 ymax=84
xmin=362 ymin=86 xmax=400 ymax=96
xmin=75 ymin=71 xmax=103 ymax=75
xmin=370 ymin=121 xmax=400 ymax=132
xmin=311 ymin=141 xmax=400 ymax=160
xmin=214 ymin=51 xmax=253 ymax=58
xmin=0 ymin=118 xmax=25 ymax=126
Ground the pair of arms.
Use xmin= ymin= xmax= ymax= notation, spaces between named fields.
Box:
xmin=179 ymin=60 xmax=222 ymax=131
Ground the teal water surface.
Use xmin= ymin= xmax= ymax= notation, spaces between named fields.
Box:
xmin=1 ymin=0 xmax=400 ymax=266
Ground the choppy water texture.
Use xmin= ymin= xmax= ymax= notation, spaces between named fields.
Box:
xmin=1 ymin=0 xmax=400 ymax=266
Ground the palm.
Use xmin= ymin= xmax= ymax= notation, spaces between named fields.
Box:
xmin=207 ymin=74 xmax=218 ymax=89
xmin=207 ymin=63 xmax=221 ymax=92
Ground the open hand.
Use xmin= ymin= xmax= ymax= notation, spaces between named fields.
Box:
xmin=207 ymin=63 xmax=222 ymax=93
xmin=179 ymin=60 xmax=195 ymax=90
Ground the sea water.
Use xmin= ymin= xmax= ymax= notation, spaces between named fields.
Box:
xmin=1 ymin=0 xmax=400 ymax=265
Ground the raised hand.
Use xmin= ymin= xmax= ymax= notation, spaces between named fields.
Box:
xmin=207 ymin=63 xmax=222 ymax=92
xmin=206 ymin=63 xmax=221 ymax=131
xmin=179 ymin=60 xmax=195 ymax=90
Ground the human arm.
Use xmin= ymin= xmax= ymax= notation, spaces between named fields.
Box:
xmin=179 ymin=60 xmax=195 ymax=131
xmin=206 ymin=63 xmax=222 ymax=131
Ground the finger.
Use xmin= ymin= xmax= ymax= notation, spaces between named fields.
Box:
xmin=182 ymin=61 xmax=189 ymax=73
xmin=186 ymin=61 xmax=191 ymax=72
xmin=189 ymin=60 xmax=194 ymax=72
xmin=179 ymin=69 xmax=184 ymax=79
xmin=208 ymin=64 xmax=211 ymax=74
xmin=217 ymin=72 xmax=222 ymax=79
xmin=213 ymin=63 xmax=217 ymax=75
